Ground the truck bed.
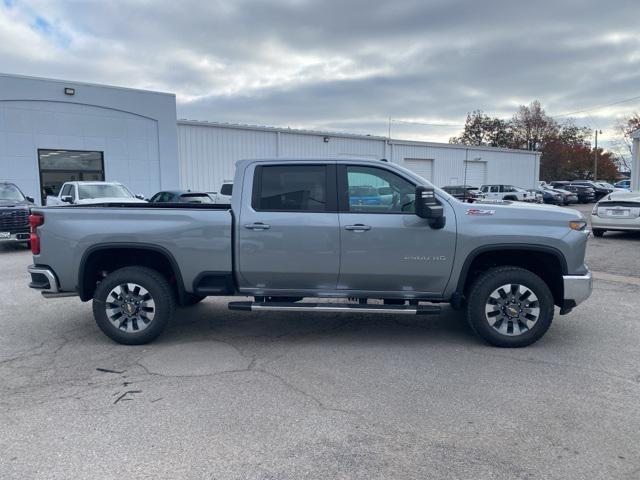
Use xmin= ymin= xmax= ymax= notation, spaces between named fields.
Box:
xmin=32 ymin=204 xmax=233 ymax=295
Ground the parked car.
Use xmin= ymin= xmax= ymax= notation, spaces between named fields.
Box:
xmin=150 ymin=190 xmax=214 ymax=204
xmin=595 ymin=181 xmax=630 ymax=193
xmin=208 ymin=181 xmax=233 ymax=204
xmin=524 ymin=189 xmax=543 ymax=203
xmin=549 ymin=182 xmax=595 ymax=204
xmin=441 ymin=185 xmax=485 ymax=203
xmin=569 ymin=181 xmax=611 ymax=200
xmin=591 ymin=191 xmax=640 ymax=237
xmin=27 ymin=158 xmax=592 ymax=348
xmin=542 ymin=186 xmax=578 ymax=205
xmin=614 ymin=179 xmax=631 ymax=189
xmin=536 ymin=188 xmax=564 ymax=205
xmin=45 ymin=182 xmax=146 ymax=206
xmin=480 ymin=184 xmax=529 ymax=201
xmin=0 ymin=182 xmax=34 ymax=247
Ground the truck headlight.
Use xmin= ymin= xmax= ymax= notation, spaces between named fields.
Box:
xmin=569 ymin=220 xmax=587 ymax=231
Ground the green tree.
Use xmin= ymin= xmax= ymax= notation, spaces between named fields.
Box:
xmin=449 ymin=110 xmax=514 ymax=147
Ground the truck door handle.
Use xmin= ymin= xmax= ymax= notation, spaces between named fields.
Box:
xmin=244 ymin=222 xmax=271 ymax=230
xmin=345 ymin=224 xmax=371 ymax=232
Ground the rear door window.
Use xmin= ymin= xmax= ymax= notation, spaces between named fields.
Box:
xmin=253 ymin=165 xmax=330 ymax=212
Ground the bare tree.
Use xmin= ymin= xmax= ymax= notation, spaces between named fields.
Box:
xmin=612 ymin=113 xmax=640 ymax=171
xmin=510 ymin=100 xmax=559 ymax=151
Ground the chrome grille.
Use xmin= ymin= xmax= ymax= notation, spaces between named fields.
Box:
xmin=0 ymin=209 xmax=29 ymax=230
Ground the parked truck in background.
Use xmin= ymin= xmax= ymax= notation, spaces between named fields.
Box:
xmin=207 ymin=181 xmax=233 ymax=204
xmin=27 ymin=158 xmax=592 ymax=348
xmin=0 ymin=182 xmax=34 ymax=246
xmin=45 ymin=181 xmax=146 ymax=206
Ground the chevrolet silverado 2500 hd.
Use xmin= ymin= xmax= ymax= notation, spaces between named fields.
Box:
xmin=27 ymin=158 xmax=592 ymax=347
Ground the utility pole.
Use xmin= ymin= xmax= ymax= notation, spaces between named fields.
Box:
xmin=593 ymin=130 xmax=602 ymax=181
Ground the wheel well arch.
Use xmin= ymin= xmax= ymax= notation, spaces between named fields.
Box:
xmin=78 ymin=244 xmax=185 ymax=302
xmin=456 ymin=246 xmax=567 ymax=306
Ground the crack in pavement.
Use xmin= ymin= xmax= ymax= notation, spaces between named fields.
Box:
xmin=466 ymin=347 xmax=640 ymax=386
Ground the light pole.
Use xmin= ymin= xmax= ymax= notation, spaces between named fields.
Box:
xmin=593 ymin=129 xmax=602 ymax=181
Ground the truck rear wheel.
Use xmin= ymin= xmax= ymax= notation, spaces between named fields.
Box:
xmin=466 ymin=266 xmax=554 ymax=348
xmin=92 ymin=266 xmax=175 ymax=345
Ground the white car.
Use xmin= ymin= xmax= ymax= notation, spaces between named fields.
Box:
xmin=46 ymin=181 xmax=146 ymax=206
xmin=480 ymin=184 xmax=529 ymax=202
xmin=207 ymin=181 xmax=233 ymax=204
xmin=591 ymin=192 xmax=640 ymax=237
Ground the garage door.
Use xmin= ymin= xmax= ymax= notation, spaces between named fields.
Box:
xmin=404 ymin=158 xmax=433 ymax=182
xmin=464 ymin=161 xmax=487 ymax=187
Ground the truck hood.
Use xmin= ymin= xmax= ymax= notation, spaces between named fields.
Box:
xmin=0 ymin=199 xmax=32 ymax=208
xmin=463 ymin=199 xmax=584 ymax=220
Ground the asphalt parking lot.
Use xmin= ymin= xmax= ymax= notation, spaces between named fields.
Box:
xmin=1 ymin=204 xmax=639 ymax=480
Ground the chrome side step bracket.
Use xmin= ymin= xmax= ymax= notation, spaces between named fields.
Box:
xmin=228 ymin=301 xmax=440 ymax=315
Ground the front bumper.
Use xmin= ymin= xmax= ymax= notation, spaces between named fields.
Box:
xmin=562 ymin=270 xmax=592 ymax=309
xmin=0 ymin=231 xmax=30 ymax=243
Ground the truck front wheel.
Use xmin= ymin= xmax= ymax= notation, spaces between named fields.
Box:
xmin=466 ymin=266 xmax=554 ymax=348
xmin=92 ymin=266 xmax=175 ymax=345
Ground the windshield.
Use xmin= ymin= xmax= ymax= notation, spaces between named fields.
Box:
xmin=78 ymin=184 xmax=133 ymax=200
xmin=0 ymin=184 xmax=25 ymax=201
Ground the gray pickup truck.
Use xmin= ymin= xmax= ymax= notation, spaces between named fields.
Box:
xmin=27 ymin=158 xmax=592 ymax=347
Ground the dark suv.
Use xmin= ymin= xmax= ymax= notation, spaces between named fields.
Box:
xmin=550 ymin=182 xmax=596 ymax=204
xmin=569 ymin=181 xmax=612 ymax=201
xmin=0 ymin=182 xmax=35 ymax=247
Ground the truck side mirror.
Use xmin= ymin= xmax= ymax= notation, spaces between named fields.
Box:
xmin=25 ymin=196 xmax=34 ymax=203
xmin=415 ymin=186 xmax=446 ymax=229
xmin=61 ymin=195 xmax=73 ymax=204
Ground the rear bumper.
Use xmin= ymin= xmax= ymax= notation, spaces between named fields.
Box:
xmin=0 ymin=231 xmax=30 ymax=243
xmin=563 ymin=270 xmax=592 ymax=308
xmin=591 ymin=215 xmax=640 ymax=231
xmin=27 ymin=265 xmax=60 ymax=293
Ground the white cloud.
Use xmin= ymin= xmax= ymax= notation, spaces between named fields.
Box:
xmin=1 ymin=0 xmax=639 ymax=148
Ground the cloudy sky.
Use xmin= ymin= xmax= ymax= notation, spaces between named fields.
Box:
xmin=1 ymin=0 xmax=639 ymax=152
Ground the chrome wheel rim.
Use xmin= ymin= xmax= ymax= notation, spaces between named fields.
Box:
xmin=485 ymin=283 xmax=540 ymax=336
xmin=105 ymin=283 xmax=155 ymax=333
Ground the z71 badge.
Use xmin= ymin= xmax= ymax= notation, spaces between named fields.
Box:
xmin=466 ymin=208 xmax=495 ymax=216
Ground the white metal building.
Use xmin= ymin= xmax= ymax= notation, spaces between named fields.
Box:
xmin=1 ymin=73 xmax=541 ymax=203
xmin=0 ymin=73 xmax=179 ymax=205
xmin=177 ymin=120 xmax=541 ymax=192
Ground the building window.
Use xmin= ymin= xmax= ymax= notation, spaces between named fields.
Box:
xmin=38 ymin=150 xmax=104 ymax=204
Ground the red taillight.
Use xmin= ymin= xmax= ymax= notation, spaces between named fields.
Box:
xmin=29 ymin=214 xmax=44 ymax=255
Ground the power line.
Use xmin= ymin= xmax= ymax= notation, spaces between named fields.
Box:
xmin=552 ymin=95 xmax=640 ymax=118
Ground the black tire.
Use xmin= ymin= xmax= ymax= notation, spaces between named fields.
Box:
xmin=181 ymin=293 xmax=206 ymax=306
xmin=465 ymin=266 xmax=554 ymax=348
xmin=503 ymin=195 xmax=517 ymax=201
xmin=92 ymin=266 xmax=175 ymax=345
xmin=592 ymin=229 xmax=605 ymax=237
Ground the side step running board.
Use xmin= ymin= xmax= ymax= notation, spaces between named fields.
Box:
xmin=228 ymin=301 xmax=440 ymax=315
